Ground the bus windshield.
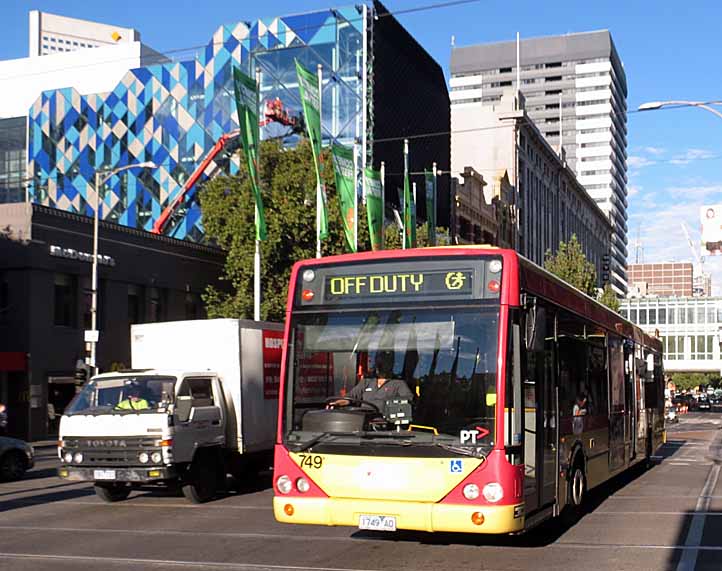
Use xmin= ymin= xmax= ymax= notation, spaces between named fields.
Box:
xmin=284 ymin=306 xmax=499 ymax=456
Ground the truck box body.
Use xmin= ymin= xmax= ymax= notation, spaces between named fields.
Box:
xmin=130 ymin=319 xmax=283 ymax=454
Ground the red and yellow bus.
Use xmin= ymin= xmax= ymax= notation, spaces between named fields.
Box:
xmin=273 ymin=247 xmax=664 ymax=534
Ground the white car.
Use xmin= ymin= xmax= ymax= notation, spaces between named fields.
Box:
xmin=665 ymin=405 xmax=678 ymax=424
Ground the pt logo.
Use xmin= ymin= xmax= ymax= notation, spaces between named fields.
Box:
xmin=460 ymin=426 xmax=490 ymax=445
xmin=445 ymin=271 xmax=466 ymax=290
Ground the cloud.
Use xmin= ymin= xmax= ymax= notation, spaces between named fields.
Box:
xmin=627 ymin=155 xmax=655 ymax=169
xmin=664 ymin=184 xmax=722 ymax=202
xmin=643 ymin=146 xmax=665 ymax=156
xmin=669 ymin=148 xmax=716 ymax=165
xmin=627 ymin=185 xmax=642 ymax=198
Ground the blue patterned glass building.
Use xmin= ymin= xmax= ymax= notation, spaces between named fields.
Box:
xmin=27 ymin=1 xmax=450 ymax=241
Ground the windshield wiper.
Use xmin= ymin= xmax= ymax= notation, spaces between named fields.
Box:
xmin=433 ymin=441 xmax=487 ymax=460
xmin=291 ymin=431 xmax=359 ymax=452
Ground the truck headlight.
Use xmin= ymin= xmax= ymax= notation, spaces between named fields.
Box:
xmin=73 ymin=452 xmax=83 ymax=464
xmin=64 ymin=452 xmax=73 ymax=463
xmin=138 ymin=452 xmax=149 ymax=464
xmin=151 ymin=452 xmax=162 ymax=464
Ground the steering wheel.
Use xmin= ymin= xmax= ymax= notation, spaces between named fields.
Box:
xmin=324 ymin=396 xmax=381 ymax=414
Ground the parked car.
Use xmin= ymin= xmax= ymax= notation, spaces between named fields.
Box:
xmin=0 ymin=436 xmax=34 ymax=481
xmin=697 ymin=396 xmax=712 ymax=412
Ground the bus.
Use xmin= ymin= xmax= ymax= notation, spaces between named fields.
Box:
xmin=273 ymin=247 xmax=665 ymax=534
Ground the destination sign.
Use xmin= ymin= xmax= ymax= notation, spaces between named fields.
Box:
xmin=324 ymin=269 xmax=474 ymax=301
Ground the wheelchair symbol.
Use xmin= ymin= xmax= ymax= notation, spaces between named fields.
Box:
xmin=450 ymin=459 xmax=463 ymax=473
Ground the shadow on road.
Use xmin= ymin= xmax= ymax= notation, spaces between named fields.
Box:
xmin=0 ymin=487 xmax=95 ymax=513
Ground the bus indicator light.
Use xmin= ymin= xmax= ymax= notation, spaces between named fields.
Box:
xmin=487 ymin=280 xmax=500 ymax=293
xmin=302 ymin=289 xmax=315 ymax=302
xmin=471 ymin=512 xmax=485 ymax=526
xmin=284 ymin=504 xmax=295 ymax=516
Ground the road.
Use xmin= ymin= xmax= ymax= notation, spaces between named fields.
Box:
xmin=1 ymin=413 xmax=721 ymax=571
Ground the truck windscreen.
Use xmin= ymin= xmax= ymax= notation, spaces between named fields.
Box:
xmin=65 ymin=376 xmax=176 ymax=415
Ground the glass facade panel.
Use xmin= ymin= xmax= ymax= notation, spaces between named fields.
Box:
xmin=639 ymin=309 xmax=647 ymax=325
xmin=0 ymin=117 xmax=27 ymax=204
xmin=697 ymin=307 xmax=706 ymax=324
xmin=27 ymin=8 xmax=366 ymax=241
xmin=658 ymin=307 xmax=666 ymax=324
xmin=648 ymin=308 xmax=656 ymax=325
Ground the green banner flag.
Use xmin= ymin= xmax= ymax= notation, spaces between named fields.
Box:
xmin=403 ymin=171 xmax=416 ymax=248
xmin=232 ymin=67 xmax=267 ymax=241
xmin=424 ymin=169 xmax=436 ymax=246
xmin=331 ymin=144 xmax=356 ymax=253
xmin=364 ymin=167 xmax=384 ymax=251
xmin=295 ymin=59 xmax=328 ymax=239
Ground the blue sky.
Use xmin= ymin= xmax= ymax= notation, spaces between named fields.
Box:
xmin=3 ymin=0 xmax=722 ymax=291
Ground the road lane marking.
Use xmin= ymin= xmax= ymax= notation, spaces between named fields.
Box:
xmin=0 ymin=553 xmax=385 ymax=571
xmin=0 ymin=498 xmax=272 ymax=510
xmin=0 ymin=525 xmax=355 ymax=542
xmin=676 ymin=462 xmax=721 ymax=571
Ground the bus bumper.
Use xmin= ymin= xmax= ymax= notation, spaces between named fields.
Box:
xmin=273 ymin=497 xmax=525 ymax=534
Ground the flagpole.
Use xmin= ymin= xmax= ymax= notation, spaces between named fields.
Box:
xmin=254 ymin=67 xmax=262 ymax=321
xmin=432 ymin=161 xmax=437 ymax=246
xmin=403 ymin=139 xmax=408 ymax=250
xmin=316 ymin=64 xmax=323 ymax=259
xmin=380 ymin=160 xmax=386 ymax=247
xmin=353 ymin=141 xmax=358 ymax=252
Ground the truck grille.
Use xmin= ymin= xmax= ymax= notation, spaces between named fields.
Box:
xmin=63 ymin=437 xmax=162 ymax=467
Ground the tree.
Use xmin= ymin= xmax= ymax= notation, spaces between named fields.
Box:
xmin=200 ymin=139 xmax=448 ymax=321
xmin=598 ymin=284 xmax=621 ymax=312
xmin=544 ymin=235 xmax=597 ymax=297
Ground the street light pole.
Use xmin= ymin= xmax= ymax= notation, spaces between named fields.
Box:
xmin=89 ymin=161 xmax=156 ymax=375
xmin=638 ymin=100 xmax=722 ymax=120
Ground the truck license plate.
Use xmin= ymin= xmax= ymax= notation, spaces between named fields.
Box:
xmin=359 ymin=515 xmax=396 ymax=532
xmin=94 ymin=469 xmax=116 ymax=480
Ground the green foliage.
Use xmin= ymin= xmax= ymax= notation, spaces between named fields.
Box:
xmin=544 ymin=234 xmax=597 ymax=297
xmin=598 ymin=284 xmax=621 ymax=312
xmin=670 ymin=372 xmax=720 ymax=392
xmin=200 ymin=139 xmax=450 ymax=321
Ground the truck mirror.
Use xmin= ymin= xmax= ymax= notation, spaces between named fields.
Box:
xmin=176 ymin=396 xmax=192 ymax=422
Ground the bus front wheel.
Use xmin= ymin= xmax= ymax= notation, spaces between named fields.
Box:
xmin=562 ymin=461 xmax=586 ymax=526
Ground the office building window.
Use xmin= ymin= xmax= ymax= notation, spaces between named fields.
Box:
xmin=128 ymin=285 xmax=143 ymax=324
xmin=54 ymin=273 xmax=76 ymax=327
xmin=185 ymin=292 xmax=199 ymax=319
xmin=149 ymin=287 xmax=165 ymax=323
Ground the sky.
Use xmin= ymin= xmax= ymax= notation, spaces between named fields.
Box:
xmin=2 ymin=0 xmax=722 ymax=292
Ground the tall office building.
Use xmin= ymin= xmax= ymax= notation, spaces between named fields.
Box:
xmin=28 ymin=11 xmax=139 ymax=56
xmin=451 ymin=31 xmax=628 ymax=295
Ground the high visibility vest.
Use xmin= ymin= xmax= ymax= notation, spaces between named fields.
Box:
xmin=116 ymin=398 xmax=150 ymax=410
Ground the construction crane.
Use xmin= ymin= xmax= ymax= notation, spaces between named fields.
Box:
xmin=681 ymin=222 xmax=709 ymax=295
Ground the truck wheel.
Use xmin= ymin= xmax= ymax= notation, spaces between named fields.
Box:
xmin=94 ymin=483 xmax=131 ymax=502
xmin=182 ymin=457 xmax=218 ymax=503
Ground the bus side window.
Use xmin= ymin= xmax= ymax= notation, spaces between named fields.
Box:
xmin=557 ymin=310 xmax=585 ymax=417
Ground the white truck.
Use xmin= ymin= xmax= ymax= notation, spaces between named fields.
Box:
xmin=57 ymin=319 xmax=283 ymax=503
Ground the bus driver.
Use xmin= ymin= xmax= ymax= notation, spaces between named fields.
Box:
xmin=330 ymin=351 xmax=413 ymax=413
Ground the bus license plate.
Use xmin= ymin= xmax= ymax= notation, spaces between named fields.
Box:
xmin=359 ymin=515 xmax=396 ymax=532
xmin=94 ymin=470 xmax=116 ymax=480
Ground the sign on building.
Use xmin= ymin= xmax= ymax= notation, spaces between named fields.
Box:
xmin=700 ymin=205 xmax=722 ymax=256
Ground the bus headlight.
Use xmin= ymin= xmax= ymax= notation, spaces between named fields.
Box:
xmin=276 ymin=475 xmax=292 ymax=494
xmin=482 ymin=482 xmax=504 ymax=503
xmin=73 ymin=452 xmax=84 ymax=464
xmin=302 ymin=269 xmax=316 ymax=283
xmin=138 ymin=452 xmax=149 ymax=464
xmin=296 ymin=477 xmax=310 ymax=493
xmin=463 ymin=483 xmax=480 ymax=500
xmin=151 ymin=452 xmax=162 ymax=464
xmin=64 ymin=452 xmax=73 ymax=463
